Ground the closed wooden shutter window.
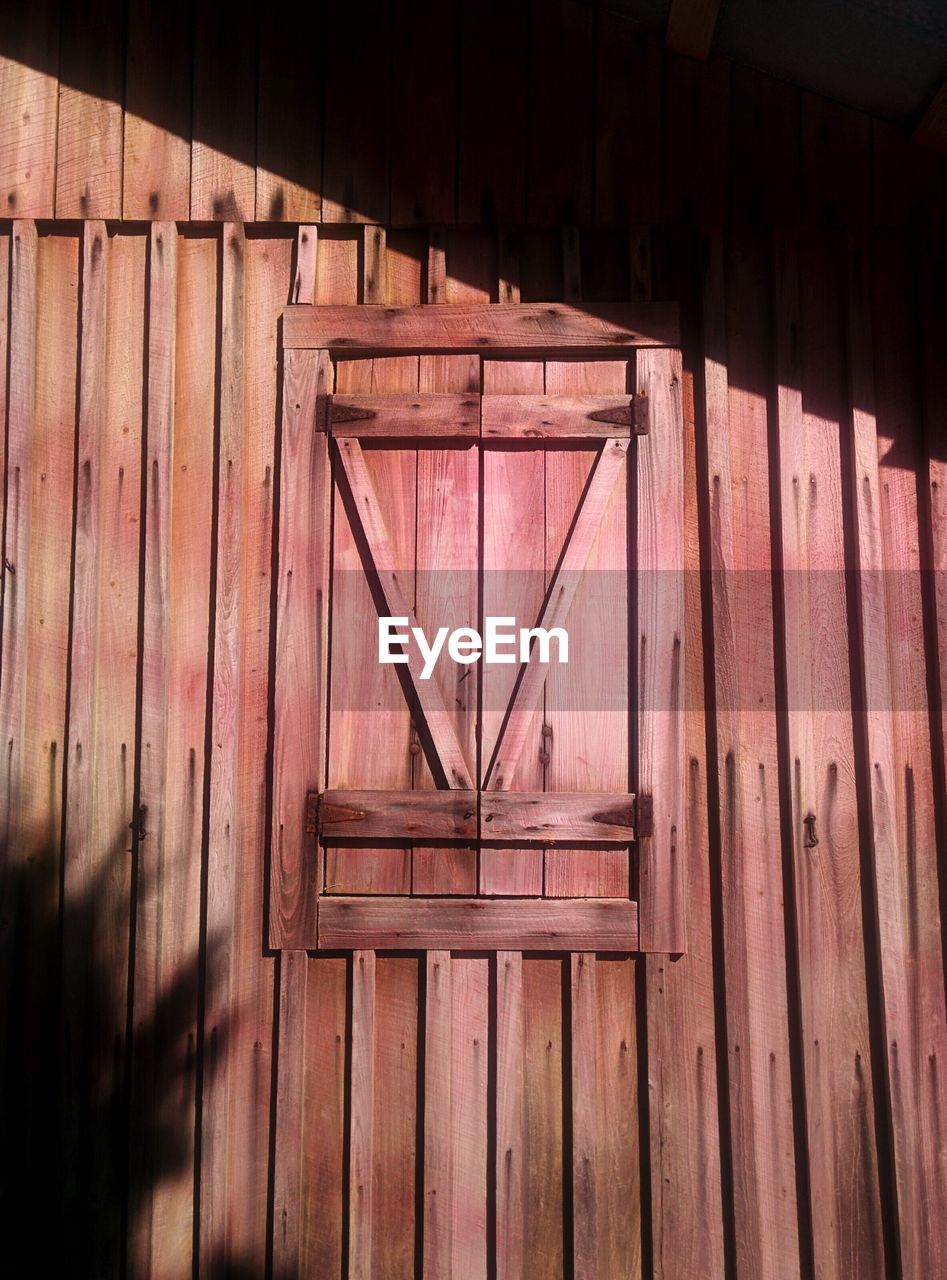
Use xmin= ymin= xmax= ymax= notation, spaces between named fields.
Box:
xmin=270 ymin=302 xmax=685 ymax=953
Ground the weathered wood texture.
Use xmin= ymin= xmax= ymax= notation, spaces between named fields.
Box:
xmin=482 ymin=393 xmax=641 ymax=438
xmin=284 ymin=301 xmax=679 ymax=351
xmin=0 ymin=12 xmax=945 ymax=1276
xmin=318 ymin=897 xmax=639 ymax=951
xmin=317 ymin=789 xmax=635 ymax=844
xmin=269 ymin=345 xmax=330 ymax=947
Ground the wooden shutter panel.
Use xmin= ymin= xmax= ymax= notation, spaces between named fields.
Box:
xmin=270 ymin=303 xmax=686 ymax=953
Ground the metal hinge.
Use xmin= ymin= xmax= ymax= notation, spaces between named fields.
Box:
xmin=633 ymin=391 xmax=650 ymax=435
xmin=305 ymin=790 xmax=320 ymax=835
xmin=634 ymin=794 xmax=654 ymax=840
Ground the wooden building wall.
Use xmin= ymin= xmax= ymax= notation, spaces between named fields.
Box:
xmin=0 ymin=4 xmax=945 ymax=1279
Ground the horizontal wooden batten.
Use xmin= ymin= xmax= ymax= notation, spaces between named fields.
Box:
xmin=481 ymin=792 xmax=634 ymax=843
xmin=317 ymin=898 xmax=639 ymax=951
xmin=328 ymin=392 xmax=651 ymax=439
xmin=319 ymin=789 xmax=477 ymax=840
xmin=316 ymin=789 xmax=636 ymax=843
xmin=329 ymin=392 xmax=480 ymax=437
xmin=481 ymin=394 xmax=644 ymax=438
xmin=283 ymin=302 xmax=680 ymax=352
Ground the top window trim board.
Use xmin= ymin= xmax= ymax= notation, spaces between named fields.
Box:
xmin=282 ymin=301 xmax=680 ymax=353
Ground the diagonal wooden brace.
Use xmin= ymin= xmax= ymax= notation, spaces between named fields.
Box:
xmin=482 ymin=436 xmax=630 ymax=791
xmin=336 ymin=436 xmax=475 ymax=789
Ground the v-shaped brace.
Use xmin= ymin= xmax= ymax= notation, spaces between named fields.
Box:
xmin=336 ymin=434 xmax=629 ymax=795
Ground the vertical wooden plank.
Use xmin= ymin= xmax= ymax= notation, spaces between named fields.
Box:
xmin=386 ymin=230 xmax=426 ymax=305
xmin=446 ymin=231 xmax=497 ymax=303
xmin=449 ymin=957 xmax=489 ymax=1279
xmin=218 ymin=228 xmax=285 ymax=1269
xmin=527 ymin=0 xmax=594 ymax=226
xmin=920 ymin=230 xmax=947 ymax=976
xmin=522 ymin=959 xmax=564 ymax=1280
xmin=6 ymin=230 xmax=77 ymax=1247
xmin=801 ymin=95 xmax=870 ymax=229
xmin=131 ymin=228 xmax=215 ymax=1276
xmin=153 ymin=229 xmax=216 ymax=1274
xmin=256 ymin=4 xmax=322 ymax=221
xmin=350 ymin=949 xmax=376 ymax=1280
xmin=413 ymin=351 xmax=479 ymax=895
xmin=89 ymin=229 xmax=147 ymax=1273
xmin=424 ymin=951 xmax=453 ymax=1279
xmin=571 ymin=955 xmax=641 ymax=1279
xmin=300 ymin=955 xmax=347 ymax=1274
xmin=270 ymin=344 xmax=329 ymax=946
xmin=918 ymin=228 xmax=947 ymax=1280
xmin=424 ymin=952 xmax=490 ymax=1280
xmin=130 ymin=220 xmax=177 ymax=1278
xmin=636 ymin=346 xmax=685 ymax=949
xmin=0 ymin=217 xmax=15 ymax=1177
xmin=322 ymin=0 xmax=391 ymax=224
xmin=544 ymin=358 xmax=629 ymax=899
xmin=458 ymin=0 xmax=527 ymax=226
xmin=571 ymin=954 xmax=600 ymax=1280
xmin=272 ymin=226 xmax=319 ymax=1275
xmin=702 ymin=232 xmax=801 ymax=1279
xmin=595 ymin=12 xmax=661 ymax=226
xmin=0 ymin=221 xmax=37 ymax=922
xmin=30 ymin=226 xmax=79 ymax=907
xmin=390 ymin=0 xmax=459 ymax=225
xmin=276 ymin=951 xmax=348 ymax=1279
xmin=316 ymin=232 xmax=360 ymax=307
xmin=272 ymin=949 xmax=307 ymax=1275
xmin=0 ymin=227 xmax=10 ymax=699
xmin=199 ymin=222 xmax=259 ymax=1270
xmin=595 ymin=957 xmax=640 ymax=1278
xmin=60 ymin=222 xmax=107 ymax=1268
xmin=56 ymin=0 xmax=123 ymax=217
xmin=0 ymin=5 xmax=59 ymax=216
xmin=774 ymin=232 xmax=885 ymax=1277
xmin=661 ymin=54 xmax=730 ymax=227
xmin=481 ymin=358 xmax=545 ymax=895
xmin=292 ymin=226 xmax=318 ymax=305
xmin=372 ymin=956 xmax=419 ymax=1278
xmin=729 ymin=67 xmax=801 ymax=228
xmin=427 ymin=226 xmax=447 ymax=303
xmin=647 ymin=224 xmax=726 ymax=1280
xmin=496 ymin=951 xmax=525 ymax=1280
xmin=123 ymin=0 xmax=192 ymax=218
xmin=363 ymin=225 xmax=387 ymax=304
xmin=191 ymin=0 xmax=257 ymax=219
xmin=498 ymin=229 xmax=522 ymax=305
xmin=847 ymin=231 xmax=947 ymax=1280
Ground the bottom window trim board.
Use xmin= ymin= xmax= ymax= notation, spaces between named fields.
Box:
xmin=315 ymin=896 xmax=639 ymax=952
